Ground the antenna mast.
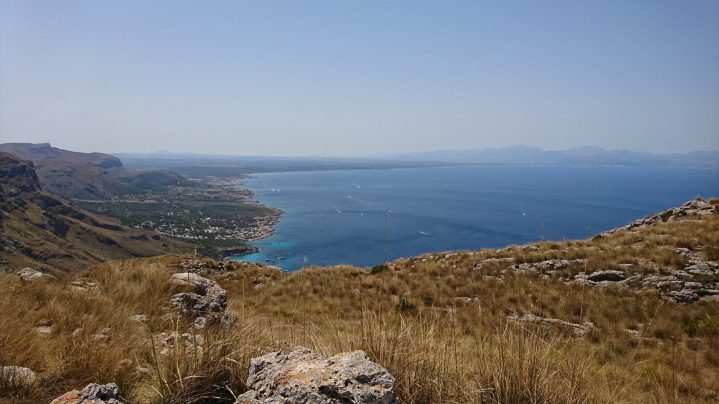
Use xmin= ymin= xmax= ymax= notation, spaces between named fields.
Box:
xmin=384 ymin=209 xmax=390 ymax=264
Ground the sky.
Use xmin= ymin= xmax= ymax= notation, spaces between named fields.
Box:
xmin=1 ymin=0 xmax=718 ymax=156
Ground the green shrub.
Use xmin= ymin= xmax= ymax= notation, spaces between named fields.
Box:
xmin=396 ymin=298 xmax=417 ymax=313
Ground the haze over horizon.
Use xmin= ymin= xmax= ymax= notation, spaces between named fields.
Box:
xmin=1 ymin=1 xmax=718 ymax=156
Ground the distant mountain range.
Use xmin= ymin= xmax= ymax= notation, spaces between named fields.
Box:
xmin=389 ymin=146 xmax=719 ymax=168
xmin=116 ymin=145 xmax=719 ymax=172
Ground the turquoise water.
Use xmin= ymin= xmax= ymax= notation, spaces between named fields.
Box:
xmin=233 ymin=166 xmax=719 ymax=271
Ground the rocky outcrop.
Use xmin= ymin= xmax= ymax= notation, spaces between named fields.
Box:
xmin=235 ymin=347 xmax=398 ymax=404
xmin=508 ymin=313 xmax=595 ymax=336
xmin=512 ymin=259 xmax=582 ymax=274
xmin=0 ymin=152 xmax=41 ymax=193
xmin=169 ymin=272 xmax=227 ymax=316
xmin=675 ymin=248 xmax=719 ymax=275
xmin=50 ymin=382 xmax=124 ymax=404
xmin=161 ymin=271 xmax=233 ymax=352
xmin=70 ymin=279 xmax=99 ymax=291
xmin=605 ymin=198 xmax=716 ymax=234
xmin=151 ymin=273 xmax=229 ymax=356
xmin=566 ymin=244 xmax=719 ymax=303
xmin=152 ymin=331 xmax=205 ymax=356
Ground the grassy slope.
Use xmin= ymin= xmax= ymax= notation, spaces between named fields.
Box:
xmin=1 ymin=210 xmax=718 ymax=403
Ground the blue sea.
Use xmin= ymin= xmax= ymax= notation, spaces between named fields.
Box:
xmin=233 ymin=166 xmax=719 ymax=271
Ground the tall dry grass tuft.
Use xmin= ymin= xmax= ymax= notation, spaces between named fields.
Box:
xmin=350 ymin=310 xmax=469 ymax=403
xmin=288 ymin=309 xmax=605 ymax=403
xmin=472 ymin=325 xmax=597 ymax=404
xmin=50 ymin=333 xmax=145 ymax=397
xmin=147 ymin=316 xmax=269 ymax=404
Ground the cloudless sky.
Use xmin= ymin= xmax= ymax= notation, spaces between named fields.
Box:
xmin=1 ymin=0 xmax=718 ymax=155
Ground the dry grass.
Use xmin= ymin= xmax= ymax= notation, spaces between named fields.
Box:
xmin=1 ymin=213 xmax=719 ymax=402
xmin=147 ymin=319 xmax=268 ymax=403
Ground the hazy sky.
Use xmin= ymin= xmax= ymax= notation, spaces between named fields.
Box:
xmin=1 ymin=1 xmax=718 ymax=156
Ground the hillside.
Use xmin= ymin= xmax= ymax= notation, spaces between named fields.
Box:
xmin=0 ymin=198 xmax=717 ymax=403
xmin=0 ymin=143 xmax=190 ymax=200
xmin=0 ymin=152 xmax=190 ymax=273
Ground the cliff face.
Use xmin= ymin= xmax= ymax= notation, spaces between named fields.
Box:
xmin=0 ymin=152 xmax=41 ymax=193
xmin=0 ymin=143 xmax=189 ymax=200
xmin=0 ymin=152 xmax=189 ymax=273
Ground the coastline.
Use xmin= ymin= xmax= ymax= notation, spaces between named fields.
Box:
xmin=224 ymin=167 xmax=719 ymax=271
xmin=231 ymin=174 xmax=283 ymax=243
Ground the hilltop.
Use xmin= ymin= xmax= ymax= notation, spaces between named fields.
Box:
xmin=0 ymin=143 xmax=190 ymax=200
xmin=0 ymin=197 xmax=717 ymax=403
xmin=0 ymin=152 xmax=189 ymax=273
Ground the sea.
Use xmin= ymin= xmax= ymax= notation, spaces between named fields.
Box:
xmin=232 ymin=165 xmax=719 ymax=271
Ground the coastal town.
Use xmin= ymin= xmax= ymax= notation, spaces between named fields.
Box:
xmin=75 ymin=176 xmax=281 ymax=256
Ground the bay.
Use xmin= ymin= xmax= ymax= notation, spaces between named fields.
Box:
xmin=233 ymin=166 xmax=719 ymax=270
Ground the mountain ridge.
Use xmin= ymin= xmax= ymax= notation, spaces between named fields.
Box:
xmin=0 ymin=143 xmax=191 ymax=200
xmin=0 ymin=152 xmax=189 ymax=272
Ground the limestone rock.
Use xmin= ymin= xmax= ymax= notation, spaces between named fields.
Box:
xmin=169 ymin=272 xmax=213 ymax=290
xmin=235 ymin=347 xmax=398 ymax=404
xmin=686 ymin=263 xmax=716 ymax=276
xmin=152 ymin=331 xmax=204 ymax=356
xmin=18 ymin=267 xmax=47 ymax=281
xmin=0 ymin=366 xmax=36 ymax=385
xmin=33 ymin=319 xmax=54 ymax=335
xmin=169 ymin=273 xmax=227 ymax=315
xmin=170 ymin=292 xmax=225 ymax=314
xmin=50 ymin=382 xmax=124 ymax=404
xmin=665 ymin=289 xmax=699 ymax=304
xmin=34 ymin=325 xmax=53 ymax=335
